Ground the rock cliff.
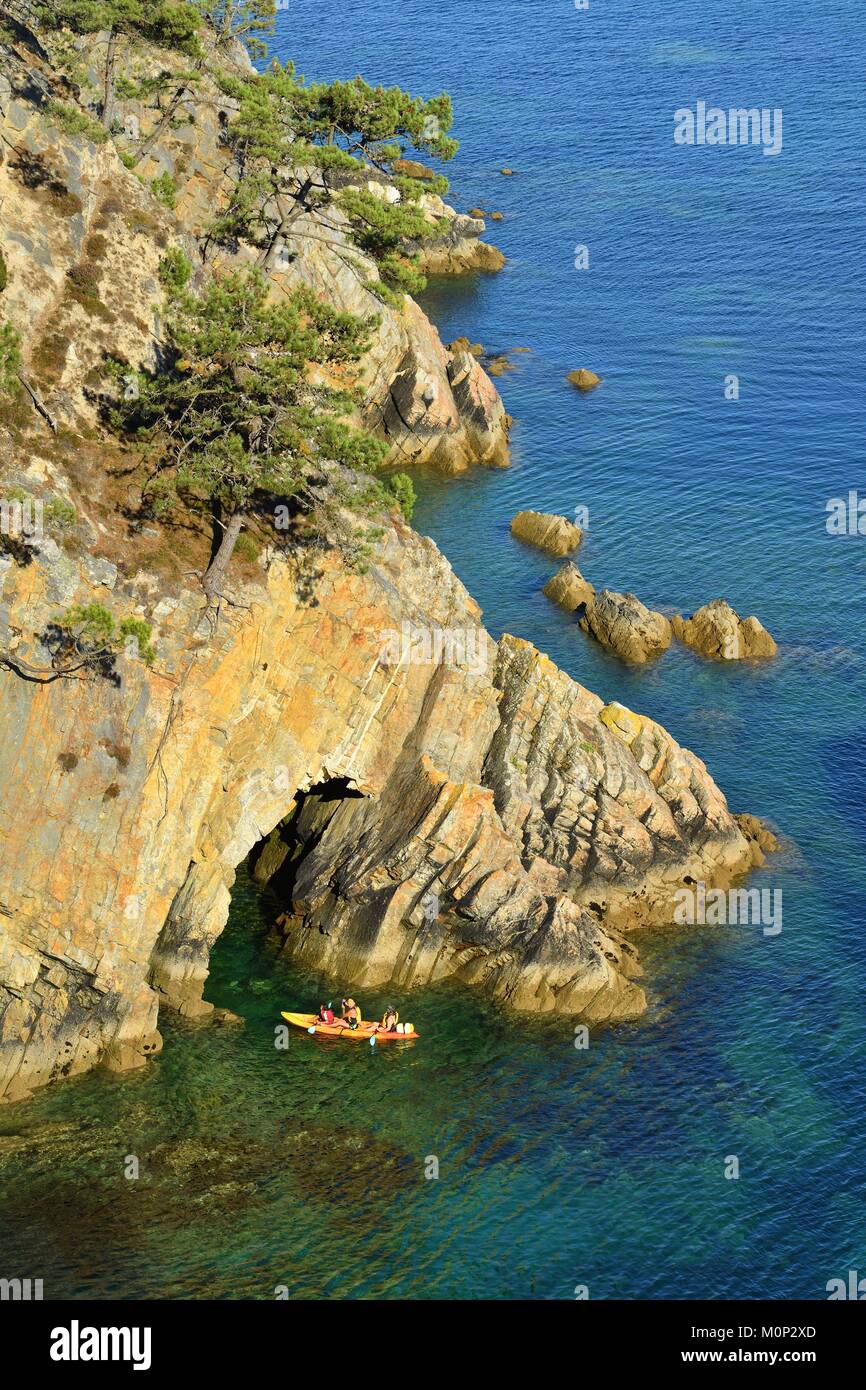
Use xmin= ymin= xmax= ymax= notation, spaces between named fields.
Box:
xmin=0 ymin=509 xmax=762 ymax=1102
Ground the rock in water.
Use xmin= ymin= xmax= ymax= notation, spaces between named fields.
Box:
xmin=567 ymin=369 xmax=602 ymax=391
xmin=672 ymin=600 xmax=778 ymax=660
xmin=510 ymin=510 xmax=582 ymax=556
xmin=543 ymin=561 xmax=595 ymax=611
xmin=579 ymin=591 xmax=673 ymax=663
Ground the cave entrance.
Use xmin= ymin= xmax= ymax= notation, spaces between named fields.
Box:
xmin=246 ymin=777 xmax=365 ymax=904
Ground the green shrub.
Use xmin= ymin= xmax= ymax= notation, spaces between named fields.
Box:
xmin=150 ymin=171 xmax=178 ymax=209
xmin=54 ymin=603 xmax=155 ymax=668
xmin=234 ymin=531 xmax=261 ymax=563
xmin=45 ymin=498 xmax=77 ymax=530
xmin=158 ymin=248 xmax=192 ymax=294
xmin=387 ymin=472 xmax=416 ymax=521
xmin=0 ymin=321 xmax=21 ymax=396
xmin=45 ymin=100 xmax=109 ymax=145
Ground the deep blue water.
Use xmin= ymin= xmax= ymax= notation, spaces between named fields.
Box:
xmin=1 ymin=0 xmax=863 ymax=1302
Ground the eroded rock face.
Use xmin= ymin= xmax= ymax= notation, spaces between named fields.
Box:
xmin=543 ymin=561 xmax=594 ymax=611
xmin=511 ymin=511 xmax=582 ymax=556
xmin=0 ymin=511 xmax=762 ymax=1101
xmin=672 ymin=601 xmax=778 ymax=661
xmin=580 ymin=590 xmax=673 ymax=664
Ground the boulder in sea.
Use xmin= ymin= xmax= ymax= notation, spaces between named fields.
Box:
xmin=672 ymin=599 xmax=777 ymax=660
xmin=579 ymin=590 xmax=672 ymax=664
xmin=510 ymin=510 xmax=582 ymax=556
xmin=567 ymin=368 xmax=602 ymax=391
xmin=501 ymin=166 xmax=515 ymax=175
xmin=468 ymin=206 xmax=486 ymax=218
xmin=491 ymin=211 xmax=504 ymax=220
xmin=543 ymin=561 xmax=595 ymax=611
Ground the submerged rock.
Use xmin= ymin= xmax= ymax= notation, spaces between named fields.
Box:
xmin=672 ymin=600 xmax=778 ymax=660
xmin=510 ymin=510 xmax=582 ymax=556
xmin=543 ymin=561 xmax=594 ymax=611
xmin=580 ymin=590 xmax=673 ymax=663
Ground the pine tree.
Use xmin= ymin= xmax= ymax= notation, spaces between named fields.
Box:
xmin=37 ymin=1 xmax=202 ymax=129
xmin=205 ymin=1 xmax=277 ymax=59
xmin=215 ymin=64 xmax=457 ymax=297
xmin=123 ymin=257 xmax=386 ymax=601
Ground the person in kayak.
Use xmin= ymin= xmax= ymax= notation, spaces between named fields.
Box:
xmin=317 ymin=1003 xmax=335 ymax=1024
xmin=340 ymin=998 xmax=362 ymax=1030
xmin=377 ymin=1004 xmax=399 ymax=1034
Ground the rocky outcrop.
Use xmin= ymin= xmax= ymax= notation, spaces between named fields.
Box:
xmin=543 ymin=561 xmax=594 ymax=611
xmin=413 ymin=202 xmax=506 ymax=274
xmin=0 ymin=501 xmax=766 ymax=1101
xmin=734 ymin=813 xmax=781 ymax=863
xmin=580 ymin=591 xmax=673 ymax=664
xmin=672 ymin=601 xmax=777 ymax=661
xmin=510 ymin=511 xmax=582 ymax=556
xmin=0 ymin=17 xmax=508 ymax=474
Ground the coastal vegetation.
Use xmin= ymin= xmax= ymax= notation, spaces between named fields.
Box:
xmin=118 ymin=256 xmax=387 ymax=598
xmin=9 ymin=0 xmax=461 ymax=600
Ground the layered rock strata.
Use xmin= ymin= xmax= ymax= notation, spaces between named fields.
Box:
xmin=0 ymin=514 xmax=764 ymax=1102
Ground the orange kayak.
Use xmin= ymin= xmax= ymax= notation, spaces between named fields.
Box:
xmin=281 ymin=1011 xmax=419 ymax=1041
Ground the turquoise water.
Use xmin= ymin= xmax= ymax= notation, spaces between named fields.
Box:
xmin=2 ymin=0 xmax=865 ymax=1300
